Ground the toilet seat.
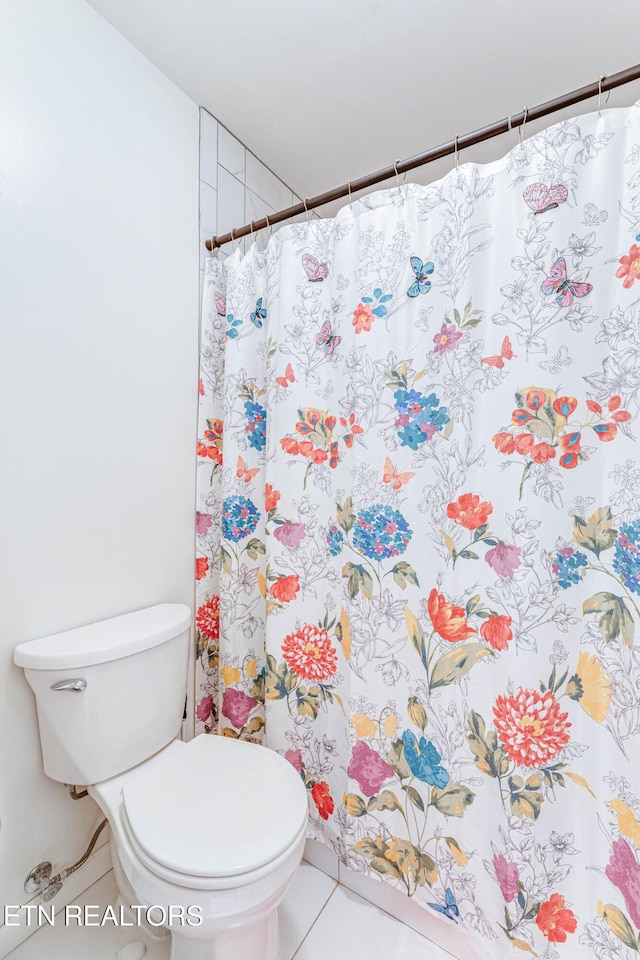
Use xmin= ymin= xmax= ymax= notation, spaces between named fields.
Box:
xmin=121 ymin=734 xmax=308 ymax=882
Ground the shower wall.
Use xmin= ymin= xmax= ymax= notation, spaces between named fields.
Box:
xmin=0 ymin=0 xmax=198 ymax=949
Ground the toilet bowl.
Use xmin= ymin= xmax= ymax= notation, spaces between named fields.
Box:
xmin=14 ymin=604 xmax=309 ymax=960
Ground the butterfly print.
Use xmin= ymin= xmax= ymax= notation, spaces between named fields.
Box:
xmin=275 ymin=363 xmax=295 ymax=388
xmin=315 ymin=319 xmax=342 ymax=355
xmin=302 ymin=253 xmax=329 ymax=282
xmin=523 ymin=183 xmax=568 ymax=215
xmin=226 ymin=314 xmax=242 ymax=339
xmin=427 ymin=887 xmax=459 ymax=923
xmin=382 ymin=456 xmax=415 ymax=490
xmin=482 ymin=336 xmax=515 ymax=369
xmin=214 ymin=291 xmax=227 ymax=316
xmin=583 ymin=202 xmax=608 ymax=225
xmin=236 ymin=456 xmax=259 ymax=483
xmin=540 ymin=344 xmax=572 ymax=373
xmin=251 ymin=298 xmax=267 ymax=328
xmin=541 ymin=257 xmax=592 ymax=307
xmin=407 ymin=256 xmax=434 ymax=298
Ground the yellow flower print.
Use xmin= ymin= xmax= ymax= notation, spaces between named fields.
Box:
xmin=383 ymin=713 xmax=398 ymax=738
xmin=220 ymin=666 xmax=241 ymax=686
xmin=350 ymin=713 xmax=377 ymax=739
xmin=569 ymin=652 xmax=613 ymax=722
xmin=609 ymin=799 xmax=640 ymax=848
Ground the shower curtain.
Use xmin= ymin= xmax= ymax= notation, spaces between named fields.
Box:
xmin=196 ymin=100 xmax=640 ymax=959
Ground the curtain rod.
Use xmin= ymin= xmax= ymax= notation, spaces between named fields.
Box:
xmin=206 ymin=64 xmax=640 ymax=251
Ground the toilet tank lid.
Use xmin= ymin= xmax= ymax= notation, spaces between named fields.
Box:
xmin=14 ymin=604 xmax=191 ymax=670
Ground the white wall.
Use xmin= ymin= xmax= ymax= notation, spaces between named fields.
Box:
xmin=0 ymin=0 xmax=199 ymax=920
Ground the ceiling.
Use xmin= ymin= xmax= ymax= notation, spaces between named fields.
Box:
xmin=85 ymin=0 xmax=640 ymax=204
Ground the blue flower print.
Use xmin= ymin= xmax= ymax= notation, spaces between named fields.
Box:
xmin=613 ymin=521 xmax=640 ymax=595
xmin=222 ymin=496 xmax=260 ymax=542
xmin=245 ymin=400 xmax=267 ymax=452
xmin=353 ymin=504 xmax=412 ymax=560
xmin=401 ymin=731 xmax=449 ymax=788
xmin=393 ymin=388 xmax=450 ymax=450
xmin=552 ymin=547 xmax=588 ymax=589
xmin=326 ymin=524 xmax=344 ymax=557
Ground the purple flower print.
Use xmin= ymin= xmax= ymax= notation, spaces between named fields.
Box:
xmin=222 ymin=688 xmax=258 ymax=729
xmin=493 ymin=853 xmax=520 ymax=902
xmin=433 ymin=323 xmax=463 ymax=356
xmin=274 ymin=522 xmax=306 ymax=547
xmin=347 ymin=741 xmax=394 ymax=797
xmin=196 ymin=512 xmax=213 ymax=535
xmin=196 ymin=695 xmax=213 ymax=723
xmin=605 ymin=838 xmax=640 ymax=928
xmin=285 ymin=749 xmax=303 ymax=772
xmin=485 ymin=543 xmax=522 ymax=578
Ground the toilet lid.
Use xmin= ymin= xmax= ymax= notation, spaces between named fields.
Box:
xmin=122 ymin=734 xmax=308 ymax=878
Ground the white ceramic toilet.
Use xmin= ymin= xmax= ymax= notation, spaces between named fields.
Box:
xmin=14 ymin=604 xmax=309 ymax=960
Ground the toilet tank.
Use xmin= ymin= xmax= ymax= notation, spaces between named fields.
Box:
xmin=14 ymin=604 xmax=191 ymax=786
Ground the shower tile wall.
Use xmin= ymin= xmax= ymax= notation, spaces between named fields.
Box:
xmin=199 ymin=108 xmax=301 ymax=282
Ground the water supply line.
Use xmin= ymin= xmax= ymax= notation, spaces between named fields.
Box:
xmin=24 ymin=818 xmax=109 ymax=901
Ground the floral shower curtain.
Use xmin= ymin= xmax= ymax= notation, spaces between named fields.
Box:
xmin=196 ymin=100 xmax=640 ymax=959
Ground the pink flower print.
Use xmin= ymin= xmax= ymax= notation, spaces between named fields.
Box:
xmin=493 ymin=854 xmax=520 ymax=902
xmin=196 ymin=512 xmax=213 ymax=535
xmin=222 ymin=688 xmax=258 ymax=729
xmin=347 ymin=741 xmax=394 ymax=797
xmin=196 ymin=695 xmax=213 ymax=723
xmin=433 ymin=323 xmax=463 ymax=356
xmin=285 ymin=750 xmax=303 ymax=772
xmin=274 ymin=521 xmax=307 ymax=547
xmin=605 ymin=838 xmax=640 ymax=928
xmin=485 ymin=543 xmax=522 ymax=578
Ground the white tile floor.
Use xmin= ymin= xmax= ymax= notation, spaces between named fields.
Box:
xmin=6 ymin=861 xmax=457 ymax=960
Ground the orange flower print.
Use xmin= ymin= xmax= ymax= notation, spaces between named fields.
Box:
xmin=493 ymin=688 xmax=570 ymax=767
xmin=616 ymin=242 xmax=640 ymax=289
xmin=265 ymin=483 xmax=281 ymax=513
xmin=531 ymin=442 xmax=556 ymax=463
xmin=311 ymin=781 xmax=334 ymax=820
xmin=480 ymin=614 xmax=512 ymax=651
xmin=282 ymin=623 xmax=338 ymax=681
xmin=270 ymin=575 xmax=300 ymax=603
xmin=536 ymin=893 xmax=577 ymax=943
xmin=427 ymin=588 xmax=475 ymax=642
xmin=493 ymin=431 xmax=516 ymax=454
xmin=352 ymin=302 xmax=375 ymax=334
xmin=447 ymin=493 xmax=493 ymax=530
xmin=196 ymin=595 xmax=220 ymax=641
xmin=195 ymin=557 xmax=209 ymax=581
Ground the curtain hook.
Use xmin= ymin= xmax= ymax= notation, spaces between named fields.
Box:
xmin=394 ymin=160 xmax=401 ymax=189
xmin=347 ymin=180 xmax=353 ymax=207
xmin=507 ymin=114 xmax=513 ymax=133
xmin=265 ymin=212 xmax=272 ymax=238
xmin=454 ymin=135 xmax=459 ymax=168
xmin=598 ymin=74 xmax=610 ymax=115
xmin=519 ymin=107 xmax=528 ymax=146
xmin=303 ymin=198 xmax=310 ymax=222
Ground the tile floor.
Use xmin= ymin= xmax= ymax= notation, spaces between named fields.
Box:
xmin=7 ymin=861 xmax=458 ymax=960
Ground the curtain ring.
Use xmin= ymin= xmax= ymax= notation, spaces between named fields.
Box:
xmin=303 ymin=198 xmax=310 ymax=222
xmin=347 ymin=180 xmax=352 ymax=206
xmin=507 ymin=114 xmax=513 ymax=133
xmin=598 ymin=74 xmax=610 ymax=115
xmin=394 ymin=160 xmax=401 ymax=189
xmin=519 ymin=107 xmax=528 ymax=146
xmin=454 ymin=135 xmax=459 ymax=168
xmin=265 ymin=212 xmax=272 ymax=237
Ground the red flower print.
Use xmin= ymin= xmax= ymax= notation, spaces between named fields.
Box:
xmin=480 ymin=614 xmax=512 ymax=651
xmin=536 ymin=893 xmax=577 ymax=943
xmin=285 ymin=749 xmax=303 ymax=772
xmin=270 ymin=575 xmax=301 ymax=603
xmin=531 ymin=442 xmax=556 ymax=463
xmin=195 ymin=557 xmax=209 ymax=580
xmin=196 ymin=595 xmax=220 ymax=641
xmin=282 ymin=623 xmax=338 ymax=681
xmin=196 ymin=694 xmax=213 ymax=723
xmin=493 ymin=431 xmax=516 ymax=454
xmin=616 ymin=242 xmax=640 ymax=289
xmin=199 ymin=378 xmax=205 ymax=396
xmin=493 ymin=688 xmax=570 ymax=767
xmin=446 ymin=492 xmax=493 ymax=530
xmin=222 ymin=688 xmax=258 ymax=729
xmin=311 ymin=781 xmax=334 ymax=820
xmin=525 ymin=389 xmax=547 ymax=411
xmin=265 ymin=483 xmax=281 ymax=513
xmin=353 ymin=302 xmax=375 ymax=334
xmin=552 ymin=396 xmax=578 ymax=418
xmin=427 ymin=588 xmax=475 ymax=642
xmin=513 ymin=433 xmax=535 ymax=454
xmin=281 ymin=437 xmax=300 ymax=455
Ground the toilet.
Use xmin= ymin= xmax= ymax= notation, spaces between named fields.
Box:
xmin=14 ymin=604 xmax=309 ymax=960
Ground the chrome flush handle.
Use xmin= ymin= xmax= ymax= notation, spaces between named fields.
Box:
xmin=50 ymin=678 xmax=87 ymax=692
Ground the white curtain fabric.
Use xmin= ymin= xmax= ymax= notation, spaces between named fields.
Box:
xmin=196 ymin=100 xmax=640 ymax=959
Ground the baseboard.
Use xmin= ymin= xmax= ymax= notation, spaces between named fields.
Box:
xmin=0 ymin=834 xmax=113 ymax=958
xmin=303 ymin=838 xmax=338 ymax=880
